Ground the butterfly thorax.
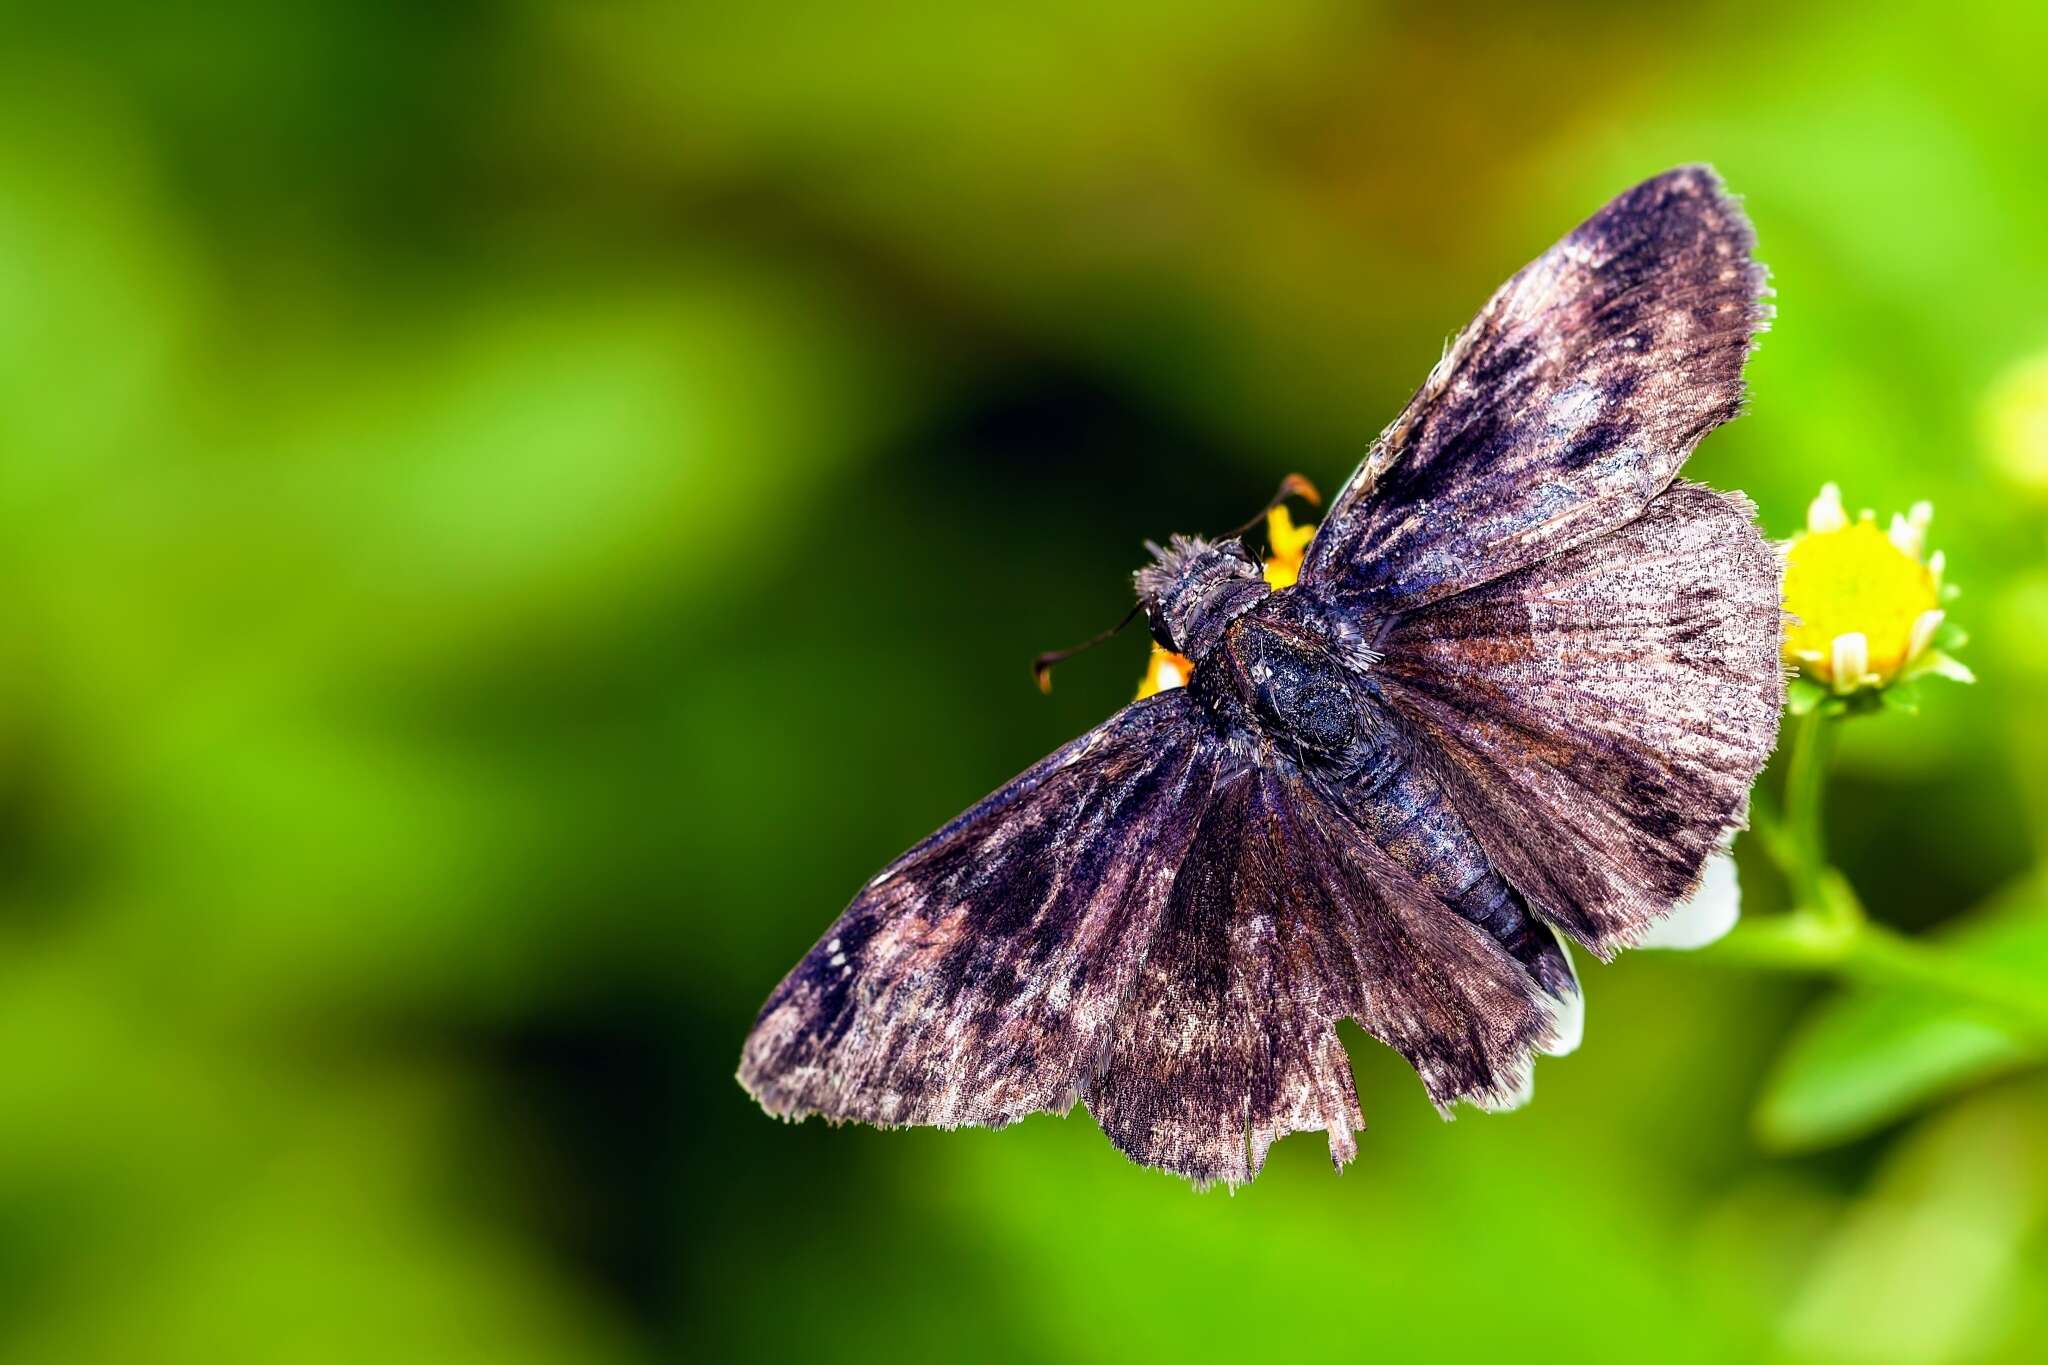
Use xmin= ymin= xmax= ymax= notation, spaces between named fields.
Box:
xmin=1201 ymin=611 xmax=1381 ymax=766
xmin=1135 ymin=536 xmax=1391 ymax=768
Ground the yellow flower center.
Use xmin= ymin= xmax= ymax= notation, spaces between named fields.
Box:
xmin=1783 ymin=520 xmax=1937 ymax=684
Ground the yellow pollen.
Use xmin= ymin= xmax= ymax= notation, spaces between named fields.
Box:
xmin=1782 ymin=519 xmax=1937 ymax=685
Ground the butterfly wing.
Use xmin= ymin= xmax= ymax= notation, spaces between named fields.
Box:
xmin=746 ymin=166 xmax=1781 ymax=1183
xmin=1298 ymin=165 xmax=1768 ymax=613
xmin=741 ymin=687 xmax=1575 ymax=1187
xmin=1372 ymin=482 xmax=1784 ymax=956
xmin=1089 ymin=756 xmax=1571 ymax=1186
xmin=739 ymin=689 xmax=1231 ymax=1135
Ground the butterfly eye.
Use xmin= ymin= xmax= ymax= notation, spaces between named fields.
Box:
xmin=1134 ymin=537 xmax=1271 ymax=663
xmin=1141 ymin=600 xmax=1183 ymax=655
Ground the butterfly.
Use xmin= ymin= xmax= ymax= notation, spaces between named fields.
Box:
xmin=738 ymin=165 xmax=1783 ymax=1187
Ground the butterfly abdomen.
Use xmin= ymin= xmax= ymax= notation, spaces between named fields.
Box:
xmin=1341 ymin=729 xmax=1579 ymax=994
xmin=1203 ymin=605 xmax=1580 ymax=996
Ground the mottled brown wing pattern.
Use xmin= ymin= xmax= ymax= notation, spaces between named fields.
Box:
xmin=739 ymin=691 xmax=1227 ymax=1132
xmin=1075 ymin=760 xmax=1567 ymax=1187
xmin=742 ymin=694 xmax=1576 ymax=1188
xmin=1282 ymin=764 xmax=1567 ymax=1119
xmin=741 ymin=166 xmax=1784 ymax=1189
xmin=1300 ymin=165 xmax=1768 ymax=613
xmin=1083 ymin=766 xmax=1365 ymax=1186
xmin=1373 ymin=483 xmax=1784 ymax=957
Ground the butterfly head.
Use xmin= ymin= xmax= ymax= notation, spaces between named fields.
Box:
xmin=1134 ymin=535 xmax=1270 ymax=662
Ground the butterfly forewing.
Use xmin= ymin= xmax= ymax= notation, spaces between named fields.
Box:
xmin=739 ymin=690 xmax=1229 ymax=1132
xmin=1299 ymin=165 xmax=1769 ymax=613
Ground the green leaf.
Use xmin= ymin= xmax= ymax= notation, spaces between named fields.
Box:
xmin=1786 ymin=676 xmax=1828 ymax=716
xmin=1756 ymin=880 xmax=2048 ymax=1151
xmin=1935 ymin=619 xmax=1969 ymax=651
xmin=1880 ymin=680 xmax=1922 ymax=714
xmin=1780 ymin=1088 xmax=2048 ymax=1363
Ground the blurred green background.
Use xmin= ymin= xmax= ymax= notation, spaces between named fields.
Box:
xmin=5 ymin=2 xmax=2048 ymax=1362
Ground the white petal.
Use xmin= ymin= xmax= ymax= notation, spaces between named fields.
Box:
xmin=1807 ymin=482 xmax=1847 ymax=533
xmin=1640 ymin=851 xmax=1742 ymax=950
xmin=1908 ymin=609 xmax=1944 ymax=662
xmin=1540 ymin=939 xmax=1585 ymax=1058
xmin=1926 ymin=652 xmax=1977 ymax=683
xmin=1887 ymin=512 xmax=1924 ymax=560
xmin=1475 ymin=934 xmax=1583 ymax=1115
xmin=1830 ymin=632 xmax=1870 ymax=693
xmin=1927 ymin=548 xmax=1946 ymax=591
xmin=1471 ymin=1059 xmax=1539 ymax=1113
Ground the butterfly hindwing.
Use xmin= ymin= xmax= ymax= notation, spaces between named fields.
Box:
xmin=1372 ymin=482 xmax=1784 ymax=956
xmin=1083 ymin=763 xmax=1364 ymax=1187
xmin=1086 ymin=755 xmax=1574 ymax=1186
xmin=1279 ymin=762 xmax=1568 ymax=1114
xmin=1300 ymin=165 xmax=1768 ymax=612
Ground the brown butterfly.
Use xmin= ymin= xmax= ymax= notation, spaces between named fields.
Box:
xmin=739 ymin=166 xmax=1782 ymax=1187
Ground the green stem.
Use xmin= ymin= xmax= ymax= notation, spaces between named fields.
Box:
xmin=1704 ymin=708 xmax=2048 ymax=1041
xmin=1711 ymin=894 xmax=2048 ymax=1041
xmin=1742 ymin=788 xmax=1802 ymax=890
xmin=1848 ymin=922 xmax=2048 ymax=1039
xmin=1780 ymin=707 xmax=1834 ymax=911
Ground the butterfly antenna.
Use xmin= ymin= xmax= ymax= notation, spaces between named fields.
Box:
xmin=1033 ymin=603 xmax=1143 ymax=694
xmin=1220 ymin=472 xmax=1322 ymax=541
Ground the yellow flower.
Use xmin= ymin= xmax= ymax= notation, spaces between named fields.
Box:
xmin=1781 ymin=483 xmax=1971 ymax=701
xmin=1136 ymin=508 xmax=1317 ymax=697
xmin=1135 ymin=645 xmax=1194 ymax=699
xmin=1261 ymin=505 xmax=1317 ymax=589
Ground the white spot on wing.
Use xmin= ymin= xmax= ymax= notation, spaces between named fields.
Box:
xmin=1547 ymin=381 xmax=1603 ymax=433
